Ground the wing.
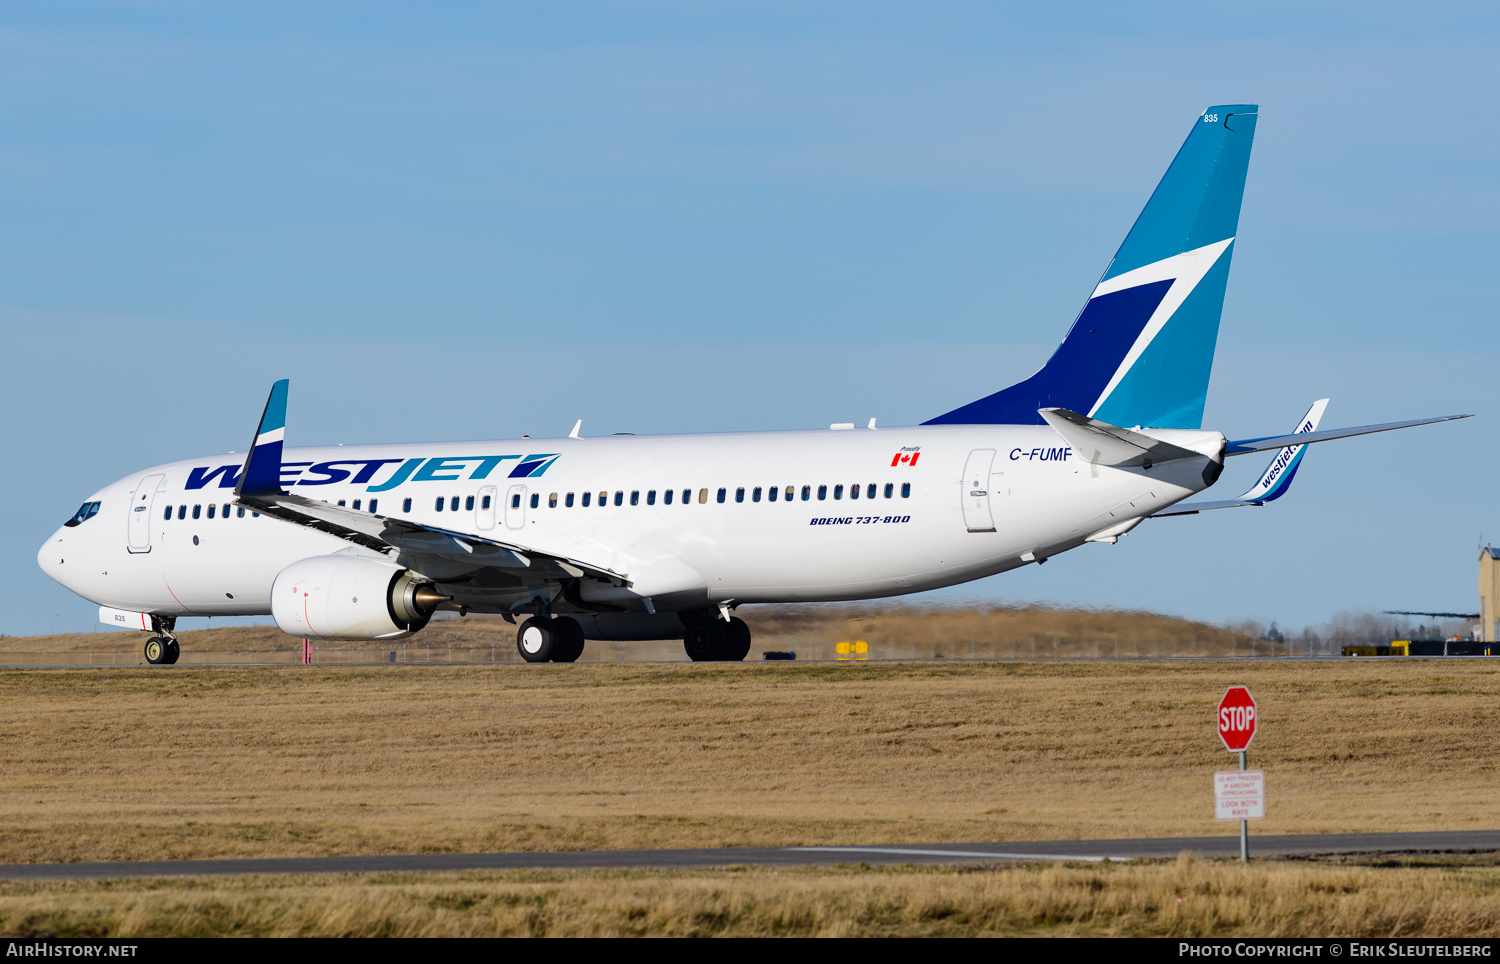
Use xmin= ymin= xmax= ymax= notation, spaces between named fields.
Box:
xmin=232 ymin=381 xmax=627 ymax=595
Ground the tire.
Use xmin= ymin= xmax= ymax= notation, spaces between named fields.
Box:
xmin=684 ymin=621 xmax=729 ymax=662
xmin=725 ymin=617 xmax=751 ymax=661
xmin=144 ymin=637 xmax=165 ymax=665
xmin=517 ymin=616 xmax=558 ymax=663
xmin=552 ymin=617 xmax=586 ymax=663
xmin=164 ymin=641 xmax=181 ymax=665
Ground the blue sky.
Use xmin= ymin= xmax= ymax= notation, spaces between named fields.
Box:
xmin=3 ymin=2 xmax=1497 ymax=636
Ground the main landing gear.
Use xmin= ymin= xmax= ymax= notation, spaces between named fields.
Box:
xmin=144 ymin=617 xmax=180 ymax=665
xmin=516 ymin=616 xmax=586 ymax=663
xmin=683 ymin=616 xmax=751 ymax=662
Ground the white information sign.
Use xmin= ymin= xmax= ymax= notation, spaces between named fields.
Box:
xmin=1214 ymin=770 xmax=1265 ymax=821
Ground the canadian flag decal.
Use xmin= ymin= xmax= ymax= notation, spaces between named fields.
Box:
xmin=890 ymin=448 xmax=921 ymax=467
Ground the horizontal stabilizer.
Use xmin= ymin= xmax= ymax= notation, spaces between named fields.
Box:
xmin=1225 ymin=414 xmax=1469 ymax=455
xmin=1039 ymin=407 xmax=1205 ymax=468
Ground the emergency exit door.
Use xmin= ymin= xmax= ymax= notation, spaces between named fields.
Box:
xmin=506 ymin=484 xmax=527 ymax=530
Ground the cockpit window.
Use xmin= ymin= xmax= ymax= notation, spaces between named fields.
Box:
xmin=64 ymin=501 xmax=101 ymax=527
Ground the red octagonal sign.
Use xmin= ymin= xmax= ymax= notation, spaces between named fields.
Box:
xmin=1217 ymin=686 xmax=1257 ymax=752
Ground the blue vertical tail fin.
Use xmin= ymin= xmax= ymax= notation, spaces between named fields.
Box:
xmin=926 ymin=105 xmax=1258 ymax=428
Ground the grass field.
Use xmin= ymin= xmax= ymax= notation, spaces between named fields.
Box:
xmin=0 ymin=658 xmax=1494 ymax=867
xmin=3 ymin=855 xmax=1499 ymax=937
xmin=1 ymin=603 xmax=1278 ymax=663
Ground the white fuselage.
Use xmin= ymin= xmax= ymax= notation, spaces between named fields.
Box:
xmin=39 ymin=423 xmax=1223 ymax=620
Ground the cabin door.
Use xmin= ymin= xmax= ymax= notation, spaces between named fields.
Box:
xmin=127 ymin=474 xmax=166 ymax=553
xmin=960 ymin=449 xmax=996 ymax=532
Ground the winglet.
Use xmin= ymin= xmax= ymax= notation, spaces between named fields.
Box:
xmin=569 ymin=419 xmax=583 ymax=440
xmin=1234 ymin=397 xmax=1327 ymax=503
xmin=235 ymin=379 xmax=290 ymax=498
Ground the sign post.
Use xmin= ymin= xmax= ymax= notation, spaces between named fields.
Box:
xmin=1216 ymin=686 xmax=1260 ymax=861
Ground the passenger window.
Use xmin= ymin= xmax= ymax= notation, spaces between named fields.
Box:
xmin=178 ymin=505 xmax=186 ymax=519
xmin=902 ymin=483 xmax=911 ymax=498
xmin=368 ymin=500 xmax=377 ymax=514
xmin=801 ymin=486 xmax=811 ymax=501
xmin=699 ymin=488 xmax=708 ymax=504
xmin=549 ymin=493 xmax=558 ymax=508
xmin=582 ymin=492 xmax=592 ymax=507
xmin=817 ymin=485 xmax=827 ymax=501
xmin=664 ymin=489 xmax=673 ymax=505
xmin=683 ymin=489 xmax=691 ymax=504
xmin=599 ymin=491 xmax=608 ymax=507
xmin=768 ymin=486 xmax=777 ymax=502
xmin=647 ymin=489 xmax=656 ymax=505
xmin=530 ymin=493 xmax=539 ymax=509
xmin=736 ymin=487 xmax=745 ymax=503
xmin=867 ymin=483 xmax=876 ymax=499
xmin=435 ymin=497 xmax=445 ymax=511
xmin=208 ymin=504 xmax=216 ymax=518
xmin=192 ymin=505 xmax=202 ymax=519
xmin=833 ymin=485 xmax=843 ymax=500
xmin=752 ymin=487 xmax=761 ymax=502
xmin=716 ymin=487 xmax=726 ymax=503
xmin=630 ymin=490 xmax=639 ymax=506
xmin=352 ymin=499 xmax=361 ymax=510
xmin=451 ymin=496 xmax=460 ymax=511
xmin=162 ymin=506 xmax=172 ymax=521
xmin=403 ymin=498 xmax=412 ymax=512
xmin=482 ymin=495 xmax=492 ymax=509
xmin=565 ymin=492 xmax=575 ymax=507
xmin=466 ymin=495 xmax=475 ymax=511
xmin=512 ymin=494 xmax=521 ymax=509
xmin=849 ymin=484 xmax=859 ymax=500
xmin=252 ymin=511 xmax=260 ymax=517
xmin=614 ymin=490 xmax=624 ymax=506
xmin=238 ymin=506 xmax=247 ymax=517
xmin=884 ymin=483 xmax=894 ymax=499
xmin=787 ymin=486 xmax=795 ymax=501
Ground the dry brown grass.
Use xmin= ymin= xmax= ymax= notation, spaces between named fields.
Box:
xmin=3 ymin=855 xmax=1499 ymax=937
xmin=0 ymin=659 xmax=1495 ymax=866
xmin=0 ymin=602 xmax=1277 ymax=663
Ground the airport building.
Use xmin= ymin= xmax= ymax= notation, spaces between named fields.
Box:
xmin=1481 ymin=547 xmax=1500 ymax=643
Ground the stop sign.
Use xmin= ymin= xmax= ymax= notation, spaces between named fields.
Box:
xmin=1217 ymin=686 xmax=1257 ymax=752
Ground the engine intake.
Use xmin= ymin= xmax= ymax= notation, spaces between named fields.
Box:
xmin=271 ymin=555 xmax=447 ymax=641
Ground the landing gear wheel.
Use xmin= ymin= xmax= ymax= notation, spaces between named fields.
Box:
xmin=725 ymin=617 xmax=751 ymax=662
xmin=517 ymin=616 xmax=559 ymax=663
xmin=552 ymin=617 xmax=586 ymax=663
xmin=684 ymin=622 xmax=729 ymax=662
xmin=164 ymin=641 xmax=180 ymax=665
xmin=144 ymin=637 xmax=166 ymax=665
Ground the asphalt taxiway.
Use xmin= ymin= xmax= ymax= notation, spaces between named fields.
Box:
xmin=1 ymin=830 xmax=1496 ymax=880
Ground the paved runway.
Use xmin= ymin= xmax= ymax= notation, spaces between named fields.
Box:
xmin=1 ymin=830 xmax=1497 ymax=881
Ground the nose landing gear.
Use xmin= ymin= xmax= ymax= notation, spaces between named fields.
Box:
xmin=144 ymin=636 xmax=179 ymax=665
xmin=144 ymin=616 xmax=180 ymax=665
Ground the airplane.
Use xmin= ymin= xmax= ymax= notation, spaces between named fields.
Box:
xmin=39 ymin=104 xmax=1470 ymax=665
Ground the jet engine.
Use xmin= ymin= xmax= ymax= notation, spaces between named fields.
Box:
xmin=271 ymin=555 xmax=447 ymax=640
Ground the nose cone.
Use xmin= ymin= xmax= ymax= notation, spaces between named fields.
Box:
xmin=38 ymin=526 xmax=81 ymax=593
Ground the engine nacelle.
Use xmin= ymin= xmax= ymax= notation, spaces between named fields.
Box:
xmin=271 ymin=555 xmax=446 ymax=641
